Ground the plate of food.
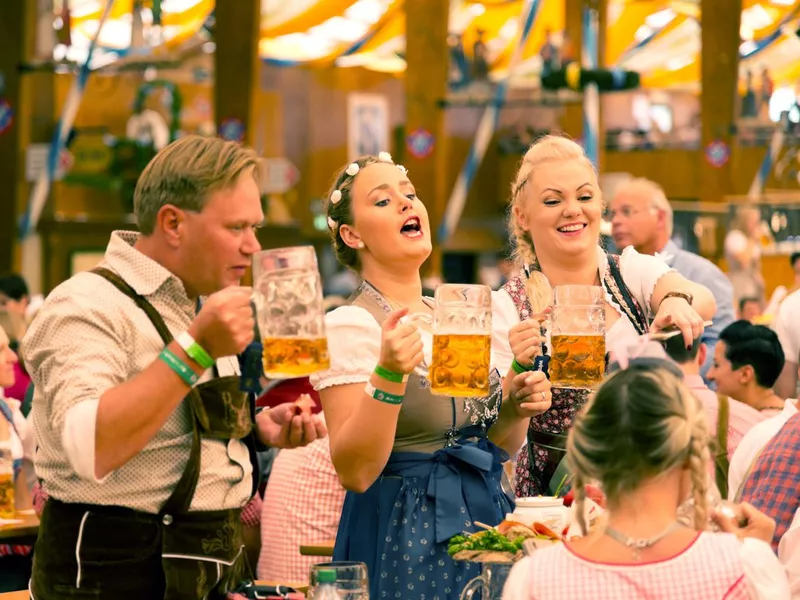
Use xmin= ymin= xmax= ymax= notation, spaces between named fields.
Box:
xmin=447 ymin=520 xmax=562 ymax=563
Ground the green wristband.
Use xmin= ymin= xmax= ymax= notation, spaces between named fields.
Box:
xmin=511 ymin=358 xmax=531 ymax=375
xmin=176 ymin=331 xmax=214 ymax=370
xmin=365 ymin=383 xmax=404 ymax=405
xmin=160 ymin=348 xmax=199 ymax=387
xmin=374 ymin=365 xmax=409 ymax=383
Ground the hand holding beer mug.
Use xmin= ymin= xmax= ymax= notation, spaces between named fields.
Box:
xmin=430 ymin=284 xmax=492 ymax=398
xmin=252 ymin=246 xmax=330 ymax=379
xmin=549 ymin=285 xmax=605 ymax=389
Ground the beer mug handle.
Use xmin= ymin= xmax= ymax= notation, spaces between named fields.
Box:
xmin=459 ymin=574 xmax=488 ymax=600
xmin=405 ymin=312 xmax=432 ymax=329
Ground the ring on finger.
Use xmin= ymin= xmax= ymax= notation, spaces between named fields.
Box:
xmin=540 ymin=391 xmax=546 ymax=402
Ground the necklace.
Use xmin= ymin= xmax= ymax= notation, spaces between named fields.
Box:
xmin=604 ymin=521 xmax=684 ymax=561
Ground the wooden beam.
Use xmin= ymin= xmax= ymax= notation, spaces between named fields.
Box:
xmin=404 ymin=0 xmax=449 ymax=279
xmin=561 ymin=0 xmax=607 ymax=169
xmin=0 ymin=3 xmax=31 ymax=273
xmin=0 ymin=1 xmax=55 ymax=281
xmin=213 ymin=0 xmax=261 ymax=148
xmin=700 ymin=0 xmax=742 ymax=204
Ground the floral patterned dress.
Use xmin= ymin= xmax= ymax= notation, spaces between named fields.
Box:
xmin=504 ymin=253 xmax=651 ymax=497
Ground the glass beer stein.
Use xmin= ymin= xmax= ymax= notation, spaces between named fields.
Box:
xmin=252 ymin=246 xmax=330 ymax=379
xmin=549 ymin=285 xmax=606 ymax=389
xmin=430 ymin=284 xmax=492 ymax=398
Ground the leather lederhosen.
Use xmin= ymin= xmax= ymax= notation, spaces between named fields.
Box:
xmin=32 ymin=268 xmax=255 ymax=600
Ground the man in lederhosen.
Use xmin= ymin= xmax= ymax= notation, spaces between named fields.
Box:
xmin=22 ymin=135 xmax=326 ymax=599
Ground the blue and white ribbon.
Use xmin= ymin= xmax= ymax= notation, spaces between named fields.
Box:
xmin=748 ymin=112 xmax=789 ymax=200
xmin=439 ymin=0 xmax=542 ymax=245
xmin=582 ymin=5 xmax=600 ymax=166
xmin=19 ymin=0 xmax=116 ymax=239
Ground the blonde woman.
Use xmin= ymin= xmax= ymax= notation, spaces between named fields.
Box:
xmin=725 ymin=205 xmax=766 ymax=305
xmin=502 ymin=359 xmax=789 ymax=599
xmin=493 ymin=134 xmax=717 ymax=496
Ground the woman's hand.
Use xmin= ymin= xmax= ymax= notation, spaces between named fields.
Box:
xmin=712 ymin=502 xmax=776 ymax=544
xmin=508 ymin=370 xmax=551 ymax=418
xmin=509 ymin=309 xmax=550 ymax=367
xmin=650 ymin=296 xmax=706 ymax=349
xmin=378 ymin=308 xmax=424 ymax=375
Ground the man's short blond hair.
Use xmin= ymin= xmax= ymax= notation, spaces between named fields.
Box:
xmin=134 ymin=135 xmax=261 ymax=235
xmin=615 ymin=177 xmax=673 ymax=236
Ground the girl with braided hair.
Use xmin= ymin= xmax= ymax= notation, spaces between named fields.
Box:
xmin=502 ymin=359 xmax=789 ymax=599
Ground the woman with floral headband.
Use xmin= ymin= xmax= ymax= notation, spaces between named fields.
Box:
xmin=493 ymin=135 xmax=717 ymax=497
xmin=310 ymin=152 xmax=552 ymax=598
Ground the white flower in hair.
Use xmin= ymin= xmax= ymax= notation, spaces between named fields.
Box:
xmin=378 ymin=151 xmax=393 ymax=163
xmin=397 ymin=164 xmax=408 ymax=175
xmin=327 ymin=217 xmax=337 ymax=230
xmin=330 ymin=189 xmax=342 ymax=204
xmin=345 ymin=163 xmax=360 ymax=177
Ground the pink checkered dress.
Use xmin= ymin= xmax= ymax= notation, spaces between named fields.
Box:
xmin=507 ymin=532 xmax=750 ymax=600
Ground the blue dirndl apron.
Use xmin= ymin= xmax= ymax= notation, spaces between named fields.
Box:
xmin=333 ymin=427 xmax=514 ymax=599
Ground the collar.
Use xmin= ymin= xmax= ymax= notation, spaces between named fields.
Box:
xmin=103 ymin=231 xmax=188 ymax=298
xmin=656 ymin=240 xmax=680 ymax=265
xmin=682 ymin=373 xmax=707 ymax=390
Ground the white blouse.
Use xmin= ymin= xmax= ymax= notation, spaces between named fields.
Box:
xmin=310 ymin=303 xmax=504 ymax=392
xmin=491 ymin=246 xmax=673 ymax=374
xmin=502 ymin=533 xmax=790 ymax=600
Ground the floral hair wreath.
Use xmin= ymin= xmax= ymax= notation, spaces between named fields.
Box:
xmin=327 ymin=151 xmax=409 ymax=231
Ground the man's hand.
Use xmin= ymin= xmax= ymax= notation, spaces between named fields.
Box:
xmin=256 ymin=402 xmax=327 ymax=449
xmin=189 ymin=286 xmax=254 ymax=358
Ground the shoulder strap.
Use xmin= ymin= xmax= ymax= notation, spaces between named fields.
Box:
xmin=0 ymin=400 xmax=20 ymax=440
xmin=604 ymin=253 xmax=650 ymax=335
xmin=715 ymin=393 xmax=730 ymax=499
xmin=90 ymin=267 xmax=173 ymax=344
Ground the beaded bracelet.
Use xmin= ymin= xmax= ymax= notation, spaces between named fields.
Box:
xmin=365 ymin=382 xmax=404 ymax=405
xmin=159 ymin=347 xmax=199 ymax=387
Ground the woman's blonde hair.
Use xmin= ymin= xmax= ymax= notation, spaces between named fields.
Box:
xmin=567 ymin=363 xmax=710 ymax=534
xmin=507 ymin=134 xmax=599 ymax=311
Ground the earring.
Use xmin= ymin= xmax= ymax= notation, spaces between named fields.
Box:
xmin=356 ymin=241 xmax=365 ymax=249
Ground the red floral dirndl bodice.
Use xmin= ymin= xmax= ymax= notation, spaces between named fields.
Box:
xmin=504 ymin=252 xmax=650 ymax=497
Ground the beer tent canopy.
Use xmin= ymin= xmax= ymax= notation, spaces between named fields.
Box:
xmin=60 ymin=0 xmax=800 ymax=88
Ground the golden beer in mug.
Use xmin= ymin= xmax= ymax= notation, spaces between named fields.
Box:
xmin=0 ymin=472 xmax=14 ymax=519
xmin=550 ymin=334 xmax=606 ymax=388
xmin=549 ymin=285 xmax=606 ymax=389
xmin=430 ymin=284 xmax=492 ymax=398
xmin=262 ymin=336 xmax=330 ymax=377
xmin=252 ymin=246 xmax=330 ymax=379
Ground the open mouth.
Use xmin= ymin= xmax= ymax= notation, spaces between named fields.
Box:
xmin=557 ymin=223 xmax=587 ymax=235
xmin=401 ymin=216 xmax=423 ymax=238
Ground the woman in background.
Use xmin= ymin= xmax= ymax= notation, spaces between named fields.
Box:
xmin=725 ymin=205 xmax=766 ymax=305
xmin=0 ymin=327 xmax=34 ymax=592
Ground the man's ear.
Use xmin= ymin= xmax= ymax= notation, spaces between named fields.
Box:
xmin=155 ymin=205 xmax=186 ymax=248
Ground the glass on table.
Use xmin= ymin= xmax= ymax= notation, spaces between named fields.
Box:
xmin=549 ymin=285 xmax=606 ymax=389
xmin=308 ymin=561 xmax=369 ymax=599
xmin=252 ymin=246 xmax=330 ymax=379
xmin=429 ymin=284 xmax=492 ymax=398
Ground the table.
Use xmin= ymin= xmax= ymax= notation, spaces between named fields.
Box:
xmin=299 ymin=538 xmax=335 ymax=557
xmin=0 ymin=581 xmax=308 ymax=599
xmin=0 ymin=512 xmax=39 ymax=543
